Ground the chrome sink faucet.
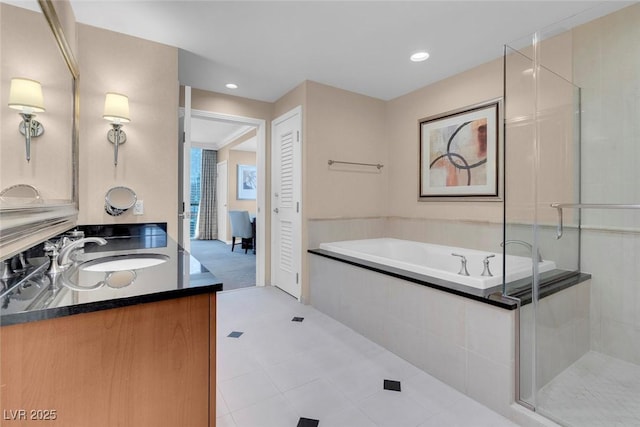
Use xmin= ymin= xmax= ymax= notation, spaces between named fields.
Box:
xmin=501 ymin=240 xmax=543 ymax=262
xmin=47 ymin=237 xmax=107 ymax=274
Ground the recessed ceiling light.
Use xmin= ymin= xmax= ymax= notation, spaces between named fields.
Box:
xmin=225 ymin=83 xmax=238 ymax=89
xmin=410 ymin=51 xmax=430 ymax=62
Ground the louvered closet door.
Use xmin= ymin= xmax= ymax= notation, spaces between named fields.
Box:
xmin=271 ymin=107 xmax=302 ymax=299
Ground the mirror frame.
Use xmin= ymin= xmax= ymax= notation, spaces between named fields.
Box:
xmin=0 ymin=0 xmax=79 ymax=255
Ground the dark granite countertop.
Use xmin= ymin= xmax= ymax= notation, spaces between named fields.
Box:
xmin=0 ymin=223 xmax=223 ymax=326
xmin=308 ymin=248 xmax=590 ymax=310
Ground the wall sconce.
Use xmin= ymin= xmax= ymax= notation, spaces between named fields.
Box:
xmin=103 ymin=92 xmax=130 ymax=166
xmin=8 ymin=77 xmax=45 ymax=162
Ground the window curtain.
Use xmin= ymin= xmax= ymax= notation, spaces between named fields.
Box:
xmin=195 ymin=149 xmax=218 ymax=240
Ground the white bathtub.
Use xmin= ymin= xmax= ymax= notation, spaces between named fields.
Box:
xmin=318 ymin=238 xmax=556 ymax=289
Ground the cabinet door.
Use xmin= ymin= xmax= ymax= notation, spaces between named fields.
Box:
xmin=1 ymin=294 xmax=213 ymax=427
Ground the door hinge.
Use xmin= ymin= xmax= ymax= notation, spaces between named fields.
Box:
xmin=296 ymin=273 xmax=299 ymax=284
xmin=182 ymin=202 xmax=185 ymax=213
xmin=297 ymin=131 xmax=300 ymax=142
xmin=182 ymin=132 xmax=186 ymax=143
xmin=296 ymin=202 xmax=299 ymax=213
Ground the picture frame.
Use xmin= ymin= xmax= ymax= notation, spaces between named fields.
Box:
xmin=237 ymin=164 xmax=257 ymax=200
xmin=419 ymin=99 xmax=502 ymax=201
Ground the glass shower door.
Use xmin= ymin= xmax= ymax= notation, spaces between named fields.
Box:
xmin=503 ymin=29 xmax=582 ymax=415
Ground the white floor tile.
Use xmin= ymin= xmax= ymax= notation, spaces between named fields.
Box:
xmin=284 ymin=378 xmax=351 ymax=420
xmin=217 ymin=345 xmax=262 ymax=382
xmin=231 ymin=395 xmax=299 ymax=427
xmin=537 ymin=351 xmax=640 ymax=427
xmin=320 ymin=405 xmax=378 ymax=427
xmin=216 ymin=386 xmax=230 ymax=417
xmin=217 ymin=286 xmax=522 ymax=427
xmin=324 ymin=358 xmax=391 ymax=404
xmin=263 ymin=351 xmax=324 ymax=392
xmin=215 ymin=413 xmax=237 ymax=427
xmin=368 ymin=348 xmax=424 ymax=381
xmin=357 ymin=389 xmax=432 ymax=427
xmin=218 ymin=369 xmax=280 ymax=412
xmin=403 ymin=370 xmax=468 ymax=410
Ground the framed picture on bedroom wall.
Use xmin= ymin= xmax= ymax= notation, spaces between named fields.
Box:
xmin=237 ymin=164 xmax=257 ymax=200
xmin=419 ymin=99 xmax=502 ymax=201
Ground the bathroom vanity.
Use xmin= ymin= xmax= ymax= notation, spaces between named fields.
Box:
xmin=0 ymin=224 xmax=222 ymax=426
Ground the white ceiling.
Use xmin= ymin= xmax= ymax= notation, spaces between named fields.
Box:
xmin=68 ymin=0 xmax=634 ymax=103
xmin=191 ymin=118 xmax=253 ymax=150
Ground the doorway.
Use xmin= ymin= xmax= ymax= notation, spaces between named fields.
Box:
xmin=179 ymin=86 xmax=266 ymax=287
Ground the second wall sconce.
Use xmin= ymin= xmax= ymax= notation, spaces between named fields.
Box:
xmin=8 ymin=77 xmax=46 ymax=162
xmin=103 ymin=92 xmax=130 ymax=166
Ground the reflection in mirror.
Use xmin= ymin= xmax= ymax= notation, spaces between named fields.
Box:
xmin=0 ymin=1 xmax=78 ymax=256
xmin=105 ymin=270 xmax=137 ymax=289
xmin=104 ymin=186 xmax=137 ymax=216
xmin=0 ymin=184 xmax=42 ymax=204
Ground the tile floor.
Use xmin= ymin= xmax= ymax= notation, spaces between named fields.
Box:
xmin=537 ymin=351 xmax=640 ymax=427
xmin=216 ymin=286 xmax=521 ymax=427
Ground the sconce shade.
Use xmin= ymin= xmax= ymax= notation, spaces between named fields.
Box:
xmin=103 ymin=92 xmax=130 ymax=123
xmin=8 ymin=78 xmax=45 ymax=113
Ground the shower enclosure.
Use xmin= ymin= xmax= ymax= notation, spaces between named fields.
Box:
xmin=503 ymin=3 xmax=640 ymax=426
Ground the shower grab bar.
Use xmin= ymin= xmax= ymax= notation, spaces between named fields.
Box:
xmin=551 ymin=203 xmax=640 ymax=239
xmin=328 ymin=159 xmax=384 ymax=170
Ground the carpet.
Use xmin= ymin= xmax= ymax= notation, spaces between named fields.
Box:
xmin=189 ymin=239 xmax=256 ymax=291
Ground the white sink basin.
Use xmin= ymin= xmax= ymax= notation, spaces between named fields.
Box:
xmin=80 ymin=254 xmax=169 ymax=272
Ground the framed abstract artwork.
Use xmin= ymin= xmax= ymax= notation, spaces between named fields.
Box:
xmin=419 ymin=99 xmax=502 ymax=200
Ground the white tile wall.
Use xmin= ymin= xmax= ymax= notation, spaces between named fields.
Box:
xmin=582 ymin=228 xmax=640 ymax=365
xmin=519 ymin=280 xmax=591 ymax=398
xmin=309 ymin=255 xmax=518 ymax=417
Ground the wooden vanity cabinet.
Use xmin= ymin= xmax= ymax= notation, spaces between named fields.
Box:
xmin=0 ymin=293 xmax=217 ymax=426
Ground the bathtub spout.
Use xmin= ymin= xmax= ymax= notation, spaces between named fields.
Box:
xmin=501 ymin=240 xmax=543 ymax=262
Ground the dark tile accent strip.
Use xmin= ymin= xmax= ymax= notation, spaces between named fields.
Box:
xmin=297 ymin=418 xmax=320 ymax=427
xmin=227 ymin=331 xmax=244 ymax=338
xmin=384 ymin=379 xmax=401 ymax=392
xmin=292 ymin=317 xmax=305 ymax=322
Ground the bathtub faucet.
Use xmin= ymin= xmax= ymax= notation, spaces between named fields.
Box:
xmin=482 ymin=254 xmax=495 ymax=277
xmin=501 ymin=240 xmax=543 ymax=262
xmin=451 ymin=253 xmax=470 ymax=276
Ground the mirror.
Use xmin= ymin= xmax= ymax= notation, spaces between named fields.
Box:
xmin=104 ymin=186 xmax=137 ymax=216
xmin=0 ymin=184 xmax=42 ymax=204
xmin=0 ymin=0 xmax=79 ymax=255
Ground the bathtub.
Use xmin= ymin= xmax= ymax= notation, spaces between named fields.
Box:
xmin=318 ymin=238 xmax=556 ymax=289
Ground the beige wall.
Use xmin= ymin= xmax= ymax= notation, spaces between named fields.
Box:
xmin=305 ymin=81 xmax=388 ymax=219
xmin=386 ymin=58 xmax=504 ymax=224
xmin=77 ymin=24 xmax=179 ymax=239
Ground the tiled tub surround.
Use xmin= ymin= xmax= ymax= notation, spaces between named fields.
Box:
xmin=309 ymin=252 xmax=592 ymax=426
xmin=309 ymin=254 xmax=517 ymax=417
